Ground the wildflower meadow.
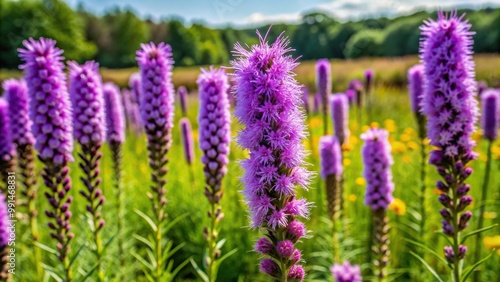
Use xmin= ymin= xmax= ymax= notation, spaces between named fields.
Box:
xmin=0 ymin=4 xmax=500 ymax=282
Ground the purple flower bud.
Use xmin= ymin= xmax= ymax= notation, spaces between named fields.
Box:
xmin=440 ymin=209 xmax=452 ymax=221
xmin=288 ymin=265 xmax=305 ymax=281
xmin=480 ymin=89 xmax=499 ymax=141
xmin=128 ymin=72 xmax=141 ymax=104
xmin=444 ymin=246 xmax=454 ymax=263
xmin=319 ymin=136 xmax=343 ymax=178
xmin=292 ymin=249 xmax=301 ymax=263
xmin=457 ymin=195 xmax=472 ymax=211
xmin=0 ymin=99 xmax=15 ymax=162
xmin=180 ymin=118 xmax=194 ymax=165
xmin=18 ymin=37 xmax=74 ymax=165
xmin=136 ymin=42 xmax=175 ymax=147
xmin=361 ymin=128 xmax=394 ymax=211
xmin=316 ymin=59 xmax=331 ymax=103
xmin=286 ymin=220 xmax=306 ymax=242
xmin=461 ymin=167 xmax=473 ymax=178
xmin=457 ymin=184 xmax=470 ymax=197
xmin=330 ymin=93 xmax=350 ymax=146
xmin=429 ymin=150 xmax=443 ymax=166
xmin=103 ymin=83 xmax=125 ymax=144
xmin=260 ymin=258 xmax=279 ymax=277
xmin=331 ymin=261 xmax=362 ymax=282
xmin=3 ymin=79 xmax=35 ymax=147
xmin=421 ymin=12 xmax=478 ymax=159
xmin=255 ymin=237 xmax=274 ymax=255
xmin=0 ymin=193 xmax=11 ymax=248
xmin=276 ymin=240 xmax=294 ymax=258
xmin=438 ymin=194 xmax=452 ymax=208
xmin=346 ymin=89 xmax=356 ymax=105
xmin=177 ymin=86 xmax=188 ymax=116
xmin=458 ymin=245 xmax=467 ymax=259
xmin=408 ymin=64 xmax=425 ymax=115
xmin=347 ymin=79 xmax=363 ymax=108
xmin=436 ymin=180 xmax=449 ymax=193
xmin=69 ymin=61 xmax=105 ymax=146
xmin=458 ymin=211 xmax=472 ymax=231
xmin=442 ymin=220 xmax=455 ymax=236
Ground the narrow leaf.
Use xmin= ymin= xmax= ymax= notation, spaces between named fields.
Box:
xmin=131 ymin=251 xmax=154 ymax=271
xmin=134 ymin=234 xmax=154 ymax=250
xmin=461 ymin=251 xmax=495 ymax=282
xmin=406 ymin=238 xmax=448 ymax=266
xmin=409 ymin=251 xmax=444 ymax=282
xmin=134 ymin=209 xmax=158 ymax=232
xmin=190 ymin=258 xmax=210 ymax=282
xmin=460 ymin=224 xmax=498 ymax=245
xmin=34 ymin=242 xmax=59 ymax=256
xmin=164 ymin=213 xmax=189 ymax=233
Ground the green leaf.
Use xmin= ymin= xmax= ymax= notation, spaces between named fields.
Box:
xmin=409 ymin=251 xmax=444 ymax=282
xmin=40 ymin=263 xmax=62 ymax=282
xmin=77 ymin=263 xmax=98 ymax=282
xmin=215 ymin=238 xmax=227 ymax=251
xmin=460 ymin=224 xmax=498 ymax=245
xmin=165 ymin=242 xmax=185 ymax=262
xmin=216 ymin=248 xmax=238 ymax=266
xmin=435 ymin=231 xmax=454 ymax=246
xmin=134 ymin=234 xmax=154 ymax=250
xmin=34 ymin=242 xmax=59 ymax=256
xmin=405 ymin=238 xmax=449 ymax=266
xmin=190 ymin=258 xmax=210 ymax=282
xmin=164 ymin=213 xmax=189 ymax=233
xmin=170 ymin=258 xmax=190 ymax=282
xmin=69 ymin=243 xmax=85 ymax=267
xmin=131 ymin=251 xmax=154 ymax=271
xmin=134 ymin=209 xmax=158 ymax=232
xmin=460 ymin=250 xmax=495 ymax=282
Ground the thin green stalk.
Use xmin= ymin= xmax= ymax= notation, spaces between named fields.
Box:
xmin=419 ymin=136 xmax=427 ymax=242
xmin=450 ymin=170 xmax=461 ymax=282
xmin=473 ymin=140 xmax=493 ymax=282
xmin=111 ymin=143 xmax=124 ymax=274
xmin=207 ymin=202 xmax=217 ymax=282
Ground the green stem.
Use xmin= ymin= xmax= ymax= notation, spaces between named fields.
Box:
xmin=207 ymin=202 xmax=217 ymax=282
xmin=473 ymin=140 xmax=493 ymax=282
xmin=450 ymin=170 xmax=461 ymax=282
xmin=111 ymin=143 xmax=124 ymax=274
xmin=419 ymin=136 xmax=427 ymax=242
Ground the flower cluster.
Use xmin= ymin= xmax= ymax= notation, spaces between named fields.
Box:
xmin=103 ymin=83 xmax=126 ymax=144
xmin=3 ymin=79 xmax=34 ymax=147
xmin=481 ymin=89 xmax=499 ymax=141
xmin=0 ymin=99 xmax=15 ymax=165
xmin=232 ymin=32 xmax=310 ymax=281
xmin=364 ymin=69 xmax=374 ymax=94
xmin=331 ymin=261 xmax=362 ymax=282
xmin=180 ymin=118 xmax=194 ymax=165
xmin=316 ymin=59 xmax=331 ymax=134
xmin=319 ymin=136 xmax=343 ymax=179
xmin=330 ymin=94 xmax=350 ymax=146
xmin=408 ymin=64 xmax=425 ymax=115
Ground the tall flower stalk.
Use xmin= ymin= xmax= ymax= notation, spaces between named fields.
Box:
xmin=180 ymin=118 xmax=194 ymax=166
xmin=473 ymin=89 xmax=499 ymax=280
xmin=178 ymin=86 xmax=188 ymax=117
xmin=0 ymin=99 xmax=15 ymax=196
xmin=3 ymin=78 xmax=42 ymax=279
xmin=69 ymin=61 xmax=106 ymax=281
xmin=0 ymin=192 xmax=11 ymax=279
xmin=407 ymin=64 xmax=427 ymax=242
xmin=103 ymin=82 xmax=126 ymax=273
xmin=232 ymin=32 xmax=311 ymax=282
xmin=364 ymin=69 xmax=374 ymax=122
xmin=420 ymin=12 xmax=479 ymax=282
xmin=316 ymin=59 xmax=331 ymax=135
xmin=361 ymin=128 xmax=394 ymax=281
xmin=196 ymin=67 xmax=231 ymax=282
xmin=136 ymin=42 xmax=175 ymax=280
xmin=19 ymin=37 xmax=74 ymax=281
xmin=319 ymin=136 xmax=343 ymax=221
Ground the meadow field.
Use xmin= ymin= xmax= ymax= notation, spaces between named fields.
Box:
xmin=2 ymin=51 xmax=500 ymax=282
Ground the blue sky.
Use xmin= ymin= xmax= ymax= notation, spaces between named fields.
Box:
xmin=69 ymin=0 xmax=500 ymax=26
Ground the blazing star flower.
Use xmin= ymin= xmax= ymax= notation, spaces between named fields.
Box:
xmin=364 ymin=69 xmax=374 ymax=94
xmin=481 ymin=89 xmax=499 ymax=141
xmin=408 ymin=64 xmax=425 ymax=115
xmin=178 ymin=86 xmax=188 ymax=116
xmin=316 ymin=59 xmax=331 ymax=134
xmin=330 ymin=94 xmax=350 ymax=146
xmin=420 ymin=12 xmax=478 ymax=276
xmin=232 ymin=32 xmax=311 ymax=281
xmin=319 ymin=136 xmax=343 ymax=179
xmin=348 ymin=79 xmax=363 ymax=108
xmin=129 ymin=72 xmax=141 ymax=104
xmin=18 ymin=37 xmax=74 ymax=278
xmin=3 ymin=79 xmax=34 ymax=147
xmin=180 ymin=118 xmax=194 ymax=165
xmin=103 ymin=83 xmax=126 ymax=144
xmin=0 ymin=99 xmax=14 ymax=165
xmin=331 ymin=261 xmax=362 ymax=282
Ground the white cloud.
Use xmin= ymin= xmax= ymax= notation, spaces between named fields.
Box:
xmin=241 ymin=12 xmax=302 ymax=25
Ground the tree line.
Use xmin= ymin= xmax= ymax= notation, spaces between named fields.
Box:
xmin=1 ymin=0 xmax=499 ymax=69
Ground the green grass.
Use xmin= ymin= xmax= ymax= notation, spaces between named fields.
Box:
xmin=8 ymin=66 xmax=500 ymax=281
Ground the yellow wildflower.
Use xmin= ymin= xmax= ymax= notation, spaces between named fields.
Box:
xmin=370 ymin=122 xmax=380 ymax=128
xmin=391 ymin=141 xmax=406 ymax=154
xmin=343 ymin=158 xmax=351 ymax=167
xmin=403 ymin=127 xmax=415 ymax=135
xmin=349 ymin=194 xmax=357 ymax=202
xmin=402 ymin=154 xmax=411 ymax=164
xmin=361 ymin=125 xmax=370 ymax=132
xmin=309 ymin=117 xmax=322 ymax=129
xmin=484 ymin=236 xmax=500 ymax=252
xmin=384 ymin=119 xmax=397 ymax=133
xmin=407 ymin=141 xmax=419 ymax=151
xmin=483 ymin=212 xmax=497 ymax=219
xmin=389 ymin=198 xmax=406 ymax=216
xmin=400 ymin=133 xmax=412 ymax=142
xmin=355 ymin=177 xmax=365 ymax=186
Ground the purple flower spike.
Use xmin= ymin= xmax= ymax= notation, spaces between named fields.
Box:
xmin=330 ymin=94 xmax=350 ymax=146
xmin=331 ymin=261 xmax=362 ymax=282
xmin=364 ymin=69 xmax=374 ymax=94
xmin=197 ymin=67 xmax=231 ymax=278
xmin=477 ymin=81 xmax=487 ymax=97
xmin=129 ymin=72 xmax=141 ymax=104
xmin=408 ymin=64 xmax=425 ymax=115
xmin=18 ymin=37 xmax=74 ymax=278
xmin=0 ymin=99 xmax=15 ymax=165
xmin=361 ymin=128 xmax=393 ymax=279
xmin=362 ymin=128 xmax=394 ymax=210
xmin=178 ymin=86 xmax=188 ymax=117
xmin=313 ymin=93 xmax=320 ymax=115
xmin=348 ymin=79 xmax=363 ymax=108
xmin=420 ymin=12 xmax=478 ymax=277
xmin=319 ymin=136 xmax=343 ymax=178
xmin=136 ymin=42 xmax=175 ymax=279
xmin=180 ymin=118 xmax=194 ymax=165
xmin=69 ymin=60 xmax=107 ymax=276
xmin=480 ymin=89 xmax=499 ymax=141
xmin=301 ymin=86 xmax=309 ymax=115
xmin=232 ymin=32 xmax=310 ymax=281
xmin=103 ymin=83 xmax=126 ymax=144
xmin=316 ymin=59 xmax=331 ymax=134
xmin=3 ymin=79 xmax=34 ymax=147
xmin=69 ymin=61 xmax=105 ymax=146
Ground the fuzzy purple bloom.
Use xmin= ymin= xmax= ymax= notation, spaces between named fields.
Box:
xmin=316 ymin=59 xmax=332 ymax=100
xmin=288 ymin=265 xmax=305 ymax=281
xmin=69 ymin=61 xmax=105 ymax=146
xmin=345 ymin=89 xmax=356 ymax=105
xmin=18 ymin=38 xmax=74 ymax=165
xmin=3 ymin=79 xmax=34 ymax=147
xmin=198 ymin=67 xmax=231 ymax=189
xmin=477 ymin=81 xmax=487 ymax=97
xmin=408 ymin=64 xmax=425 ymax=114
xmin=136 ymin=42 xmax=175 ymax=146
xmin=480 ymin=89 xmax=499 ymax=141
xmin=361 ymin=128 xmax=394 ymax=211
xmin=121 ymin=88 xmax=143 ymax=135
xmin=180 ymin=118 xmax=194 ymax=165
xmin=129 ymin=72 xmax=141 ymax=104
xmin=276 ymin=240 xmax=295 ymax=258
xmin=348 ymin=79 xmax=363 ymax=108
xmin=331 ymin=261 xmax=362 ymax=282
xmin=232 ymin=32 xmax=310 ymax=281
xmin=178 ymin=86 xmax=188 ymax=116
xmin=0 ymin=99 xmax=14 ymax=163
xmin=330 ymin=93 xmax=350 ymax=146
xmin=103 ymin=83 xmax=126 ymax=144
xmin=255 ymin=237 xmax=274 ymax=255
xmin=260 ymin=258 xmax=279 ymax=277
xmin=319 ymin=135 xmax=343 ymax=178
